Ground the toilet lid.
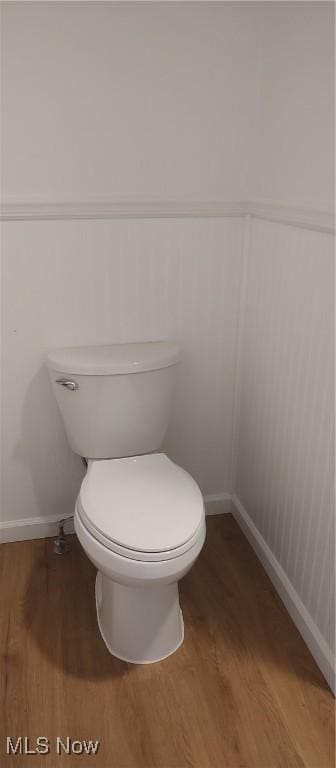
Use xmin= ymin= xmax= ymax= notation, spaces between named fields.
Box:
xmin=79 ymin=454 xmax=204 ymax=554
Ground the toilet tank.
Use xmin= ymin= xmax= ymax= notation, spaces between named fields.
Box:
xmin=46 ymin=342 xmax=181 ymax=459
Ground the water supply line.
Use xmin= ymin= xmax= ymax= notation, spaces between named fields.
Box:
xmin=54 ymin=517 xmax=73 ymax=555
xmin=53 ymin=457 xmax=87 ymax=554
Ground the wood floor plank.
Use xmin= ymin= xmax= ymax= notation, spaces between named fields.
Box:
xmin=0 ymin=515 xmax=334 ymax=768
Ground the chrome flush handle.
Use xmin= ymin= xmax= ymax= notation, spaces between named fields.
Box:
xmin=56 ymin=378 xmax=79 ymax=391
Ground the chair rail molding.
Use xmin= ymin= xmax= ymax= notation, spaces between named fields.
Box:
xmin=0 ymin=199 xmax=334 ymax=232
xmin=0 ymin=200 xmax=245 ymax=222
xmin=247 ymin=200 xmax=335 ymax=234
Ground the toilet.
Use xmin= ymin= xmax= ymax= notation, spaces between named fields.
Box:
xmin=46 ymin=341 xmax=206 ymax=664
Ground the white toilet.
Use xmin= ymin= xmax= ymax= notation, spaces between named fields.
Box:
xmin=46 ymin=342 xmax=206 ymax=664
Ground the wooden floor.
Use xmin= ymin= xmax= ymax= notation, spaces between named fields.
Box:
xmin=0 ymin=515 xmax=334 ymax=768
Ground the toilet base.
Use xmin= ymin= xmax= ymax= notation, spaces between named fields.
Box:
xmin=95 ymin=572 xmax=184 ymax=664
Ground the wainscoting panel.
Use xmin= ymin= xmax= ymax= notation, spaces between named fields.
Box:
xmin=1 ymin=216 xmax=243 ymax=528
xmin=235 ymin=216 xmax=335 ymax=661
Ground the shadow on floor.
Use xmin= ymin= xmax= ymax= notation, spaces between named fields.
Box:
xmin=23 ymin=535 xmax=130 ymax=682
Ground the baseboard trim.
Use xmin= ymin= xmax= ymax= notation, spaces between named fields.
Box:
xmin=232 ymin=494 xmax=335 ymax=694
xmin=0 ymin=515 xmax=75 ymax=544
xmin=204 ymin=492 xmax=233 ymax=515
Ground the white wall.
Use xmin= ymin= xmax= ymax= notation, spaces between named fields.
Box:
xmin=0 ymin=0 xmax=334 ymax=686
xmin=234 ymin=218 xmax=334 ymax=656
xmin=1 ymin=217 xmax=243 ymax=523
xmin=0 ymin=0 xmax=261 ymax=527
xmin=1 ymin=1 xmax=260 ymax=202
xmin=233 ymin=1 xmax=335 ymax=687
xmin=251 ymin=1 xmax=334 ymax=207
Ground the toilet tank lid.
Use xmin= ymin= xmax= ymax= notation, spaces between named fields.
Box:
xmin=45 ymin=341 xmax=181 ymax=376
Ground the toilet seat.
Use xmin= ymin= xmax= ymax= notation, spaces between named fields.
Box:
xmin=76 ymin=498 xmax=205 ymax=562
xmin=78 ymin=453 xmax=204 ymax=562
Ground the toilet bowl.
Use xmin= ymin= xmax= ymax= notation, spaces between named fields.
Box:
xmin=46 ymin=341 xmax=206 ymax=663
xmin=74 ymin=453 xmax=205 ymax=663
